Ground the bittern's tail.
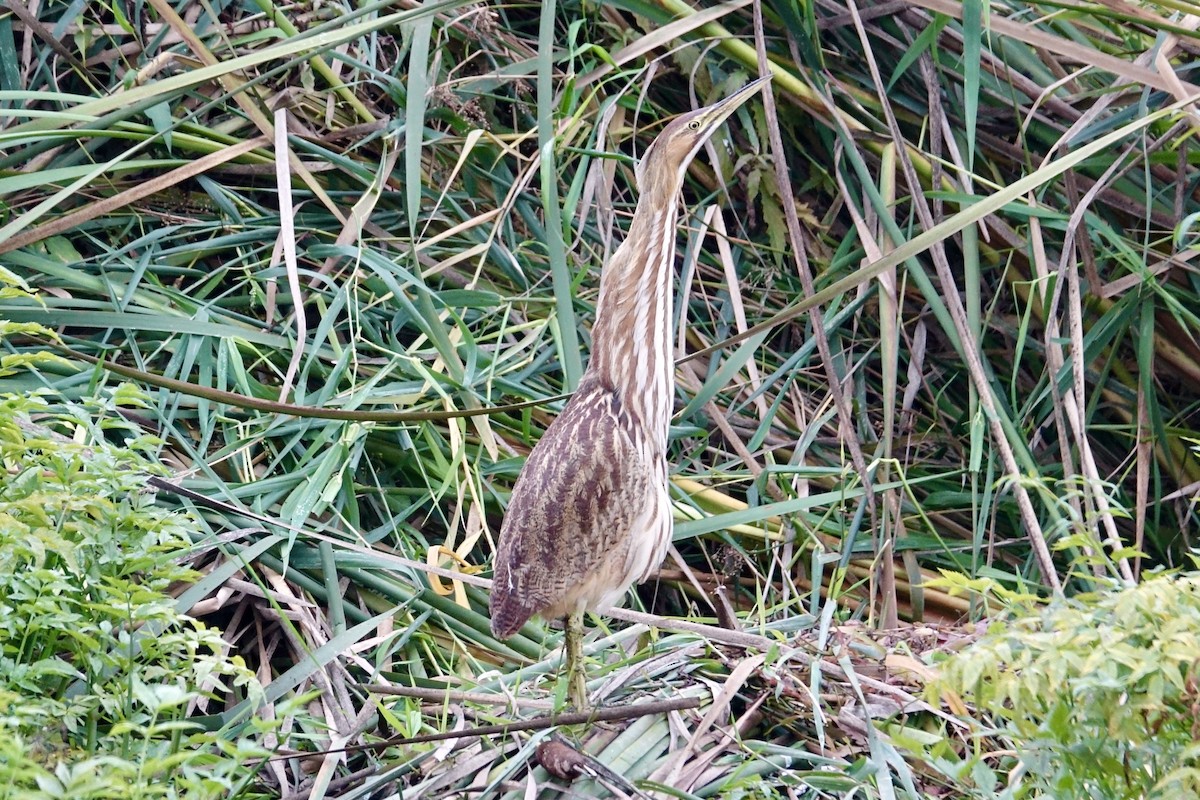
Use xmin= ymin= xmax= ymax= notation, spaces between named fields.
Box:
xmin=490 ymin=596 xmax=534 ymax=639
xmin=489 ymin=565 xmax=535 ymax=639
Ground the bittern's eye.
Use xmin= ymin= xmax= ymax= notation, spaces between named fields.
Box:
xmin=687 ymin=119 xmax=702 ymax=130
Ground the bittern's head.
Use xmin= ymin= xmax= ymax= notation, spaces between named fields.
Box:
xmin=635 ymin=74 xmax=772 ymax=193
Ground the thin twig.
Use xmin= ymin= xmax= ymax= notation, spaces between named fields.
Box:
xmin=606 ymin=607 xmax=776 ymax=651
xmin=365 ymin=684 xmax=554 ymax=710
xmin=264 ymin=696 xmax=702 ymax=761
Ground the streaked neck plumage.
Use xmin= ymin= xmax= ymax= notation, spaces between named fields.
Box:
xmin=587 ymin=160 xmax=685 ymax=454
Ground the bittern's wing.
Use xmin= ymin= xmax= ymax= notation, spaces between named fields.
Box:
xmin=490 ymin=379 xmax=652 ymax=638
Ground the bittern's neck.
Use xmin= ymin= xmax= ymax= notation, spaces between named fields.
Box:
xmin=587 ymin=186 xmax=682 ymax=448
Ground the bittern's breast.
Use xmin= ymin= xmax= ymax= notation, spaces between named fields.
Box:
xmin=489 ymin=377 xmax=673 ymax=638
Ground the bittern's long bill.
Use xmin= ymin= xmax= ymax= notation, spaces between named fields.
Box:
xmin=490 ymin=75 xmax=772 ymax=709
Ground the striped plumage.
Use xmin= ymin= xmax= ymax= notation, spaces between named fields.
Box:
xmin=488 ymin=375 xmax=672 ymax=639
xmin=489 ymin=77 xmax=771 ymax=704
xmin=488 ymin=167 xmax=680 ymax=640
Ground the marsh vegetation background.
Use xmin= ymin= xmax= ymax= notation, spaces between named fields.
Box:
xmin=2 ymin=0 xmax=1200 ymax=797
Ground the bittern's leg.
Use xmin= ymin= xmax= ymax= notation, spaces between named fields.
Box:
xmin=564 ymin=610 xmax=588 ymax=709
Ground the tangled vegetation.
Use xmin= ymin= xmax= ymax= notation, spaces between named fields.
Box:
xmin=2 ymin=0 xmax=1199 ymax=796
xmin=0 ymin=353 xmax=268 ymax=798
xmin=934 ymin=571 xmax=1200 ymax=799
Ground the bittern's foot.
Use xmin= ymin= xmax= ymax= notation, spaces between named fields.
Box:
xmin=568 ymin=664 xmax=588 ymax=710
xmin=564 ymin=611 xmax=589 ymax=709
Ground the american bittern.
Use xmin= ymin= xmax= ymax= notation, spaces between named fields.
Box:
xmin=490 ymin=76 xmax=771 ymax=708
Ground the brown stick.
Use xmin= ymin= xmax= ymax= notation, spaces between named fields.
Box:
xmin=265 ymin=696 xmax=702 ymax=761
xmin=365 ymin=683 xmax=553 ymax=710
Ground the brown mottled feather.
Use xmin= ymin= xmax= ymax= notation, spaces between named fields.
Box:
xmin=490 ymin=374 xmax=663 ymax=638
